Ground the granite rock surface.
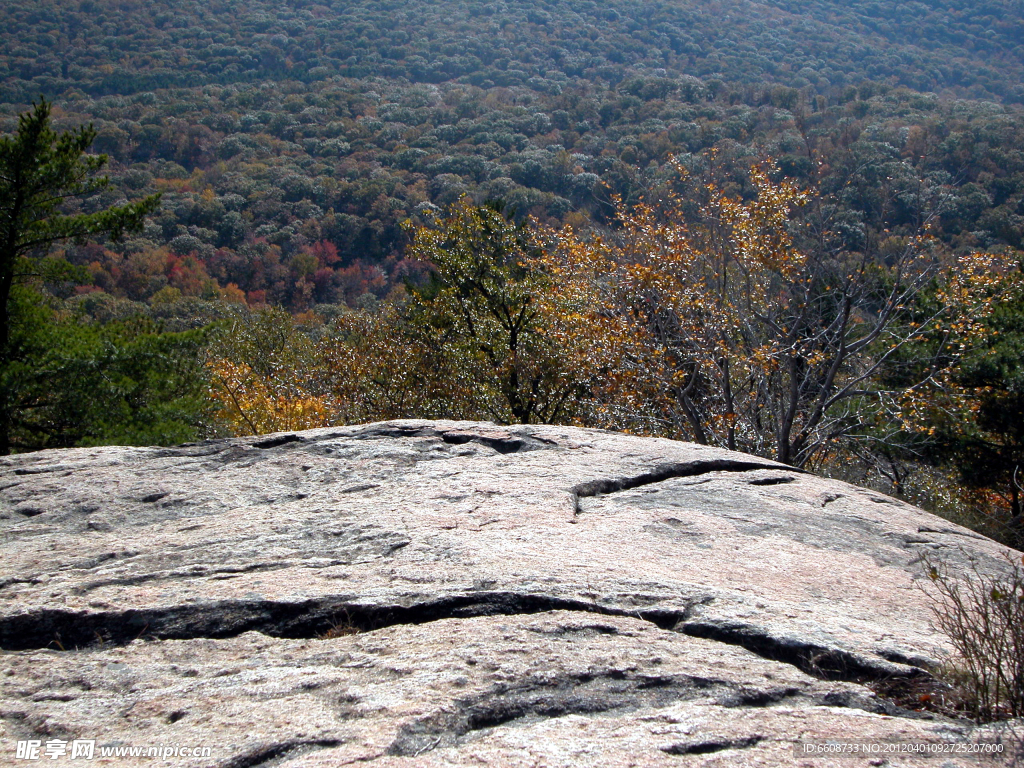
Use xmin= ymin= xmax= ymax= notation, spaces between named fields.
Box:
xmin=0 ymin=420 xmax=1018 ymax=766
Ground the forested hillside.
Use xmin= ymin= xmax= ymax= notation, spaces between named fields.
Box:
xmin=5 ymin=0 xmax=1023 ymax=101
xmin=2 ymin=0 xmax=1023 ymax=545
xmin=1 ymin=0 xmax=1023 ymax=308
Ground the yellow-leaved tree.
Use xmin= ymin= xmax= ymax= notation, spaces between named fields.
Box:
xmin=546 ymin=159 xmax=1005 ymax=468
xmin=206 ymin=308 xmax=334 ymax=436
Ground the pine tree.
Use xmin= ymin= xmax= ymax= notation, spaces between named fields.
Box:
xmin=0 ymin=98 xmax=160 ymax=453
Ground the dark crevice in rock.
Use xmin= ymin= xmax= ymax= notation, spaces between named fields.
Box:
xmin=0 ymin=593 xmax=926 ymax=705
xmin=148 ymin=443 xmax=234 ymax=458
xmin=252 ymin=434 xmax=304 ymax=449
xmin=65 ymin=552 xmax=120 ymax=570
xmin=661 ymin=736 xmax=763 ymax=755
xmin=716 ymin=678 xmax=910 ymax=720
xmin=354 ymin=424 xmax=434 ymax=440
xmin=678 ymin=619 xmax=926 ymax=688
xmin=387 ymin=672 xmax=728 ymax=756
xmin=525 ymin=621 xmax=623 ymax=637
xmin=0 ymin=587 xmax=936 ymax=720
xmin=748 ymin=475 xmax=796 ymax=486
xmin=338 ymin=483 xmax=380 ymax=494
xmin=351 ymin=425 xmax=430 ymax=441
xmin=875 ymin=648 xmax=937 ymax=668
xmin=571 ymin=459 xmax=797 ymax=514
xmin=440 ymin=432 xmax=552 ymax=454
xmin=0 ymin=592 xmax=684 ymax=651
xmin=353 ymin=424 xmax=556 ymax=454
xmin=890 ymin=532 xmax=939 ymax=547
xmin=0 ymin=592 xmax=939 ymax=722
xmin=718 ymin=687 xmax=802 ymax=707
xmin=218 ymin=739 xmax=343 ymax=768
xmin=865 ymin=494 xmax=902 ymax=506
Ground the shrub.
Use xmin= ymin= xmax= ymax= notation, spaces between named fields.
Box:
xmin=925 ymin=550 xmax=1024 ymax=722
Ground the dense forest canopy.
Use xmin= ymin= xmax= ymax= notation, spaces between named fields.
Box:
xmin=2 ymin=0 xmax=1023 ymax=544
xmin=4 ymin=0 xmax=1023 ymax=102
xmin=3 ymin=0 xmax=1024 ymax=308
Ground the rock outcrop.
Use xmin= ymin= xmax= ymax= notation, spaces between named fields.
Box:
xmin=0 ymin=420 xmax=1017 ymax=765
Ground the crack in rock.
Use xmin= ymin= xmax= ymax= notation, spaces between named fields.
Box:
xmin=571 ymin=459 xmax=798 ymax=515
xmin=12 ymin=505 xmax=46 ymax=517
xmin=0 ymin=592 xmax=681 ymax=652
xmin=0 ymin=588 xmax=939 ymax=735
xmin=252 ymin=434 xmax=305 ymax=450
xmin=661 ymin=735 xmax=764 ymax=755
xmin=387 ymin=671 xmax=729 ymax=756
xmin=388 ymin=667 xmax=895 ymax=758
xmin=678 ymin=618 xmax=925 ymax=688
xmin=0 ymin=590 xmax=929 ymax=710
xmin=353 ymin=424 xmax=557 ymax=454
xmin=12 ymin=466 xmax=66 ymax=476
xmin=0 ymin=576 xmax=41 ymax=590
xmin=747 ymin=475 xmax=796 ymax=486
xmin=717 ymin=687 xmax=802 ymax=708
xmin=217 ymin=739 xmax=344 ymax=768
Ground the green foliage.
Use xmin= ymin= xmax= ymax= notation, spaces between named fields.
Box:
xmin=946 ymin=265 xmax=1024 ymax=531
xmin=407 ymin=198 xmax=588 ymax=424
xmin=0 ymin=97 xmax=160 ymax=452
xmin=1 ymin=0 xmax=1020 ymax=102
xmin=0 ymin=99 xmax=159 ymax=260
xmin=2 ymin=285 xmax=213 ymax=452
xmin=204 ymin=306 xmax=337 ymax=436
xmin=2 ymin=0 xmax=1023 ymax=315
xmin=859 ymin=260 xmax=1024 ymax=545
xmin=209 ymin=306 xmax=323 ymax=384
xmin=0 ymin=98 xmax=159 ymax=336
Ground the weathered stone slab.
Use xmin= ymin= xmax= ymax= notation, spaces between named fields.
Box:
xmin=0 ymin=421 xmax=1018 ymax=765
